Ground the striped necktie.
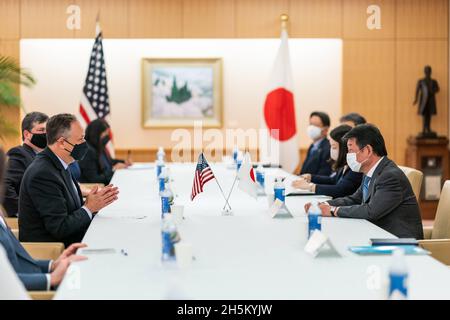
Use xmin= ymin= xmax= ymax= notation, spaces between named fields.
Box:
xmin=362 ymin=175 xmax=371 ymax=203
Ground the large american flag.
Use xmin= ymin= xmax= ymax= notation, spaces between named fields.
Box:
xmin=78 ymin=23 xmax=114 ymax=156
xmin=191 ymin=153 xmax=215 ymax=201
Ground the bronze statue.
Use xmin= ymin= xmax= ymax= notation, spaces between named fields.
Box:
xmin=413 ymin=65 xmax=440 ymax=138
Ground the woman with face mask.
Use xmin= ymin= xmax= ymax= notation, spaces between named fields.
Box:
xmin=78 ymin=119 xmax=132 ymax=184
xmin=292 ymin=124 xmax=363 ymax=198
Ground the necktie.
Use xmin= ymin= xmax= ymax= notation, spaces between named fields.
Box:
xmin=310 ymin=144 xmax=319 ymax=155
xmin=65 ymin=168 xmax=81 ymax=207
xmin=362 ymin=175 xmax=371 ymax=203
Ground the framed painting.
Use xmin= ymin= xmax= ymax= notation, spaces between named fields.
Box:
xmin=141 ymin=58 xmax=223 ymax=128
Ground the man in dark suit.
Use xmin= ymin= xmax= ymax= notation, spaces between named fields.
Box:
xmin=305 ymin=124 xmax=424 ymax=239
xmin=4 ymin=112 xmax=49 ymax=217
xmin=0 ymin=219 xmax=87 ymax=290
xmin=19 ymin=113 xmax=119 ymax=247
xmin=0 ymin=147 xmax=86 ymax=291
xmin=300 ymin=111 xmax=332 ymax=176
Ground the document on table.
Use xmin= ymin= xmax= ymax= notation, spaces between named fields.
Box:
xmin=127 ymin=163 xmax=154 ymax=170
xmin=283 ymin=175 xmax=314 ymax=196
xmin=80 ymin=248 xmax=117 ymax=255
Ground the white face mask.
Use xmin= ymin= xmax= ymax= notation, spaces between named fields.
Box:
xmin=346 ymin=147 xmax=368 ymax=172
xmin=307 ymin=125 xmax=322 ymax=140
xmin=330 ymin=147 xmax=339 ymax=161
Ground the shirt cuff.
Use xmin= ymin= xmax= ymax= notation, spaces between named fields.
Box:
xmin=46 ymin=274 xmax=51 ymax=291
xmin=82 ymin=206 xmax=93 ymax=219
xmin=48 ymin=260 xmax=53 ymax=272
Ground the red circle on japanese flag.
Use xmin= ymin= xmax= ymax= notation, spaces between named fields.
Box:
xmin=264 ymin=88 xmax=297 ymax=141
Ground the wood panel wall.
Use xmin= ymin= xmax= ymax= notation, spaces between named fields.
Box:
xmin=0 ymin=0 xmax=448 ymax=165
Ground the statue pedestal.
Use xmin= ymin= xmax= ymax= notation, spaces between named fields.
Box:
xmin=417 ymin=131 xmax=438 ymax=139
xmin=405 ymin=136 xmax=449 ymax=220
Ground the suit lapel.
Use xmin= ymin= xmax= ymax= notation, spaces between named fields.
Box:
xmin=364 ymin=157 xmax=390 ymax=203
xmin=60 ymin=167 xmax=81 ymax=208
xmin=42 ymin=148 xmax=81 ymax=208
xmin=71 ymin=172 xmax=83 ymax=206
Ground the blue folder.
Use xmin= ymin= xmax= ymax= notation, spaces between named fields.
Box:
xmin=348 ymin=245 xmax=430 ymax=255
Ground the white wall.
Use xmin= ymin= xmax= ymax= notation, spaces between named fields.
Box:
xmin=20 ymin=38 xmax=342 ymax=149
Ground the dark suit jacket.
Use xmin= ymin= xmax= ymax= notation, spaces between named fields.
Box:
xmin=300 ymin=139 xmax=332 ymax=176
xmin=0 ymin=221 xmax=50 ymax=291
xmin=19 ymin=147 xmax=92 ymax=247
xmin=4 ymin=144 xmax=37 ymax=217
xmin=311 ymin=167 xmax=363 ymax=199
xmin=328 ymin=157 xmax=424 ymax=239
xmin=78 ymin=144 xmax=123 ymax=185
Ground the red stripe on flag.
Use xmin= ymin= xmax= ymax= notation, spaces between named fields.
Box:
xmin=79 ymin=104 xmax=91 ymax=124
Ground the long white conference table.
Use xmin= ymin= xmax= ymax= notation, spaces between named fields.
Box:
xmin=55 ymin=162 xmax=450 ymax=300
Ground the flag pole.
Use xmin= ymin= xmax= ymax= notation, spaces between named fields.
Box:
xmin=212 ymin=170 xmax=232 ymax=211
xmin=222 ymin=174 xmax=238 ymax=211
xmin=280 ymin=13 xmax=289 ymax=31
xmin=222 ymin=146 xmax=247 ymax=211
xmin=199 ymin=150 xmax=232 ymax=211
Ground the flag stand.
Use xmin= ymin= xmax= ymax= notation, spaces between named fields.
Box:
xmin=222 ymin=174 xmax=238 ymax=216
xmin=214 ymin=177 xmax=233 ymax=212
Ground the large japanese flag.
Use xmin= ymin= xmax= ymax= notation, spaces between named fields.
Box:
xmin=259 ymin=29 xmax=299 ymax=173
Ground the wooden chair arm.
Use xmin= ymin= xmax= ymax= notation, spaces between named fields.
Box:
xmin=423 ymin=226 xmax=433 ymax=240
xmin=419 ymin=239 xmax=450 ymax=266
xmin=21 ymin=242 xmax=65 ymax=261
xmin=11 ymin=229 xmax=19 ymax=240
xmin=4 ymin=217 xmax=18 ymax=229
xmin=79 ymin=183 xmax=105 ymax=189
xmin=28 ymin=291 xmax=55 ymax=300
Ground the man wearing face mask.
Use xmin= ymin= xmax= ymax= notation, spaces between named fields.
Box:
xmin=78 ymin=119 xmax=131 ymax=185
xmin=305 ymin=124 xmax=423 ymax=239
xmin=4 ymin=112 xmax=49 ymax=217
xmin=300 ymin=111 xmax=332 ymax=176
xmin=18 ymin=114 xmax=120 ymax=247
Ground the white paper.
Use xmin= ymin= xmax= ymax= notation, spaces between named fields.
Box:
xmin=127 ymin=163 xmax=154 ymax=170
xmin=304 ymin=230 xmax=329 ymax=257
xmin=269 ymin=199 xmax=284 ymax=218
xmin=304 ymin=230 xmax=341 ymax=258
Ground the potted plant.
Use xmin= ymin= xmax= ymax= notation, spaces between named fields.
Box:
xmin=0 ymin=55 xmax=36 ymax=141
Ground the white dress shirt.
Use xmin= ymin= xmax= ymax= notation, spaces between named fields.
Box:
xmin=365 ymin=156 xmax=385 ymax=185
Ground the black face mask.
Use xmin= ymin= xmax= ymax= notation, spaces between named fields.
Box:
xmin=101 ymin=135 xmax=110 ymax=147
xmin=30 ymin=133 xmax=47 ymax=149
xmin=64 ymin=139 xmax=88 ymax=161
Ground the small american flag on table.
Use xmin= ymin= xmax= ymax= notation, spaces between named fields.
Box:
xmin=191 ymin=153 xmax=215 ymax=201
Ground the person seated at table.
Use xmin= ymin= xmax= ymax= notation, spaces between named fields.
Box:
xmin=304 ymin=124 xmax=424 ymax=239
xmin=4 ymin=112 xmax=49 ymax=217
xmin=340 ymin=112 xmax=367 ymax=127
xmin=0 ymin=147 xmax=87 ymax=291
xmin=300 ymin=111 xmax=332 ymax=176
xmin=292 ymin=124 xmax=363 ymax=198
xmin=78 ymin=119 xmax=131 ymax=185
xmin=19 ymin=113 xmax=120 ymax=247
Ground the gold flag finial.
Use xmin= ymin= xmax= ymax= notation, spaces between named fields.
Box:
xmin=280 ymin=13 xmax=289 ymax=30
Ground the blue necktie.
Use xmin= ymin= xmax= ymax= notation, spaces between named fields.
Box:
xmin=310 ymin=144 xmax=319 ymax=155
xmin=362 ymin=176 xmax=371 ymax=203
